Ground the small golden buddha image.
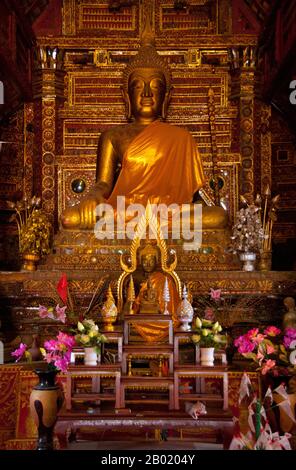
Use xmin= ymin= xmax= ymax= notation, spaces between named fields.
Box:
xmin=61 ymin=16 xmax=227 ymax=232
xmin=130 ymin=243 xmax=180 ymax=342
xmin=283 ymin=297 xmax=296 ymax=330
xmin=139 ymin=276 xmax=159 ymax=314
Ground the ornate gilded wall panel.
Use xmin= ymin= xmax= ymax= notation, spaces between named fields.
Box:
xmin=41 ymin=98 xmax=56 ymax=222
xmin=62 ymin=0 xmax=76 ymax=36
xmin=78 ymin=2 xmax=137 ymax=32
xmin=240 ymin=94 xmax=254 ymax=199
xmin=23 ymin=104 xmax=34 ymax=199
xmin=0 ymin=109 xmax=24 ymax=208
xmin=58 ymin=164 xmax=96 ymax=216
xmin=156 ymin=0 xmax=217 ymax=36
xmin=67 ymin=70 xmax=124 ymax=108
xmin=62 ymin=0 xmax=139 ymax=37
xmin=270 ymin=112 xmax=296 ymax=244
xmin=259 ymin=103 xmax=272 ymax=193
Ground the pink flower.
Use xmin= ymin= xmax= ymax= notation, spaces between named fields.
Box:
xmin=44 ymin=339 xmax=57 ymax=351
xmin=234 ymin=336 xmax=255 ymax=354
xmin=57 ymin=331 xmax=76 ymax=348
xmin=38 ymin=305 xmax=50 ymax=319
xmin=261 ymin=359 xmax=276 ymax=375
xmin=257 ymin=350 xmax=265 ymax=365
xmin=253 ymin=334 xmax=266 ymax=344
xmin=55 ymin=304 xmax=67 ymax=323
xmin=38 ymin=304 xmax=67 ymax=323
xmin=283 ymin=328 xmax=296 ymax=348
xmin=264 ymin=326 xmax=281 ymax=337
xmin=266 ymin=344 xmax=275 ymax=355
xmin=246 ymin=328 xmax=259 ymax=340
xmin=11 ymin=343 xmax=27 ymax=362
xmin=210 ymin=288 xmax=221 ymax=301
xmin=43 ymin=331 xmax=75 ymax=372
xmin=54 ymin=357 xmax=69 ymax=373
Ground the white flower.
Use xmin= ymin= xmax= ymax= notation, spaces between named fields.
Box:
xmin=77 ymin=321 xmax=85 ymax=332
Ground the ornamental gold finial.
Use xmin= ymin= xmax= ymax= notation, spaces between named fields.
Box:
xmin=122 ymin=13 xmax=171 ymax=91
xmin=127 ymin=275 xmax=135 ymax=303
xmin=101 ymin=284 xmax=118 ymax=331
xmin=141 ymin=7 xmax=155 ymax=47
xmin=127 ymin=275 xmax=136 ymax=315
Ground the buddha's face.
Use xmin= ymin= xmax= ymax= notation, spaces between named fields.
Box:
xmin=128 ymin=68 xmax=166 ymax=122
xmin=141 ymin=254 xmax=157 ymax=273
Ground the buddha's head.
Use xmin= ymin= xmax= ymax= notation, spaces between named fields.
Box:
xmin=141 ymin=253 xmax=157 ymax=273
xmin=122 ymin=16 xmax=171 ymax=122
xmin=139 ymin=243 xmax=159 ymax=273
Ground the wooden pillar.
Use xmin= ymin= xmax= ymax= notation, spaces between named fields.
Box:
xmin=229 ymin=45 xmax=269 ymax=202
xmin=33 ymin=48 xmax=65 ymax=227
xmin=239 ymin=67 xmax=255 ymax=201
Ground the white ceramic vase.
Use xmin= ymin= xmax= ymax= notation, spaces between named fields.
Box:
xmin=200 ymin=347 xmax=215 ymax=367
xmin=84 ymin=347 xmax=99 ymax=366
xmin=239 ymin=252 xmax=256 ymax=271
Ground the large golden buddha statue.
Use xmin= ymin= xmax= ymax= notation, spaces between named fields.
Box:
xmin=61 ymin=19 xmax=227 ymax=231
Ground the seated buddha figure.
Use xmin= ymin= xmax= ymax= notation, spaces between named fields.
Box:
xmin=138 ymin=277 xmax=159 ymax=314
xmin=61 ymin=20 xmax=228 ymax=232
xmin=132 ymin=244 xmax=180 ymax=342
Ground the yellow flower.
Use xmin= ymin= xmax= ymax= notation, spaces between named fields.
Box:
xmin=202 ymin=329 xmax=210 ymax=336
xmin=80 ymin=334 xmax=90 ymax=344
xmin=195 ymin=317 xmax=202 ymax=328
xmin=213 ymin=322 xmax=221 ymax=333
xmin=24 ymin=351 xmax=32 ymax=361
xmin=192 ymin=334 xmax=201 ymax=343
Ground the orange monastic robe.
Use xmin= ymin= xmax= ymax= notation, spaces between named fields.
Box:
xmin=108 ymin=120 xmax=205 ymax=206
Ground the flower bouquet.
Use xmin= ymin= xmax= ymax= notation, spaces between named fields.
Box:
xmin=234 ymin=326 xmax=296 ymax=376
xmin=230 ymin=202 xmax=264 ymax=255
xmin=192 ymin=317 xmax=227 ymax=366
xmin=11 ymin=331 xmax=76 ymax=373
xmin=192 ymin=317 xmax=227 ymax=349
xmin=7 ymin=196 xmax=52 ymax=270
xmin=74 ymin=319 xmax=107 ymax=366
xmin=74 ymin=319 xmax=106 ymax=352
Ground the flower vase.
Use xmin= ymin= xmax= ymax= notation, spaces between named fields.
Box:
xmin=200 ymin=347 xmax=215 ymax=367
xmin=22 ymin=253 xmax=40 ymax=271
xmin=29 ymin=368 xmax=64 ymax=450
xmin=28 ymin=334 xmax=42 ymax=361
xmin=84 ymin=347 xmax=100 ymax=366
xmin=239 ymin=252 xmax=256 ymax=272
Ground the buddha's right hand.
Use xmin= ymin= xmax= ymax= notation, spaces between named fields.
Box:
xmin=61 ymin=195 xmax=104 ymax=230
xmin=79 ymin=194 xmax=106 ymax=229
